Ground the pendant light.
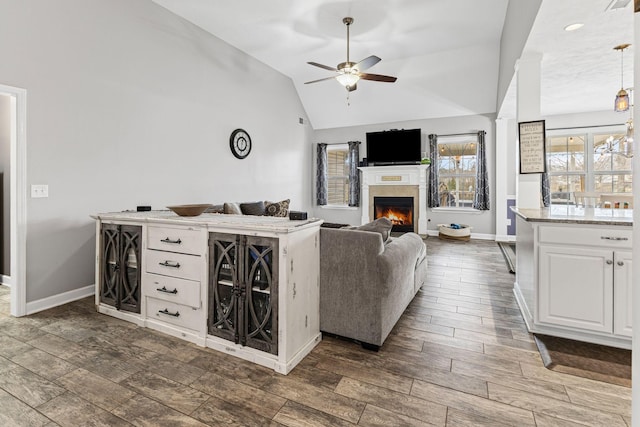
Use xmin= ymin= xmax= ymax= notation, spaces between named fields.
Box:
xmin=614 ymin=44 xmax=631 ymax=112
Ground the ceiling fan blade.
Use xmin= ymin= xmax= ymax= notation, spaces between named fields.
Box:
xmin=304 ymin=76 xmax=337 ymax=85
xmin=359 ymin=73 xmax=397 ymax=83
xmin=307 ymin=61 xmax=338 ymax=72
xmin=354 ymin=55 xmax=381 ymax=71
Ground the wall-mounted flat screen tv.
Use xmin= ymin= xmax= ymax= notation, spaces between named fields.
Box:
xmin=365 ymin=128 xmax=422 ymax=165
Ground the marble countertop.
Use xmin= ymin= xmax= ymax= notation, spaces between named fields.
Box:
xmin=92 ymin=211 xmax=323 ymax=233
xmin=511 ymin=206 xmax=633 ymax=226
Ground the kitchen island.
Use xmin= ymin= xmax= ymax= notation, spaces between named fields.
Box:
xmin=512 ymin=206 xmax=632 ymax=349
xmin=92 ymin=211 xmax=323 ymax=374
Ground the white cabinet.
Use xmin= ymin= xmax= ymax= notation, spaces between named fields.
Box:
xmin=514 ymin=218 xmax=632 ymax=349
xmin=613 ymin=250 xmax=633 ymax=337
xmin=94 ymin=212 xmax=322 ymax=374
xmin=538 ymin=245 xmax=613 ymax=333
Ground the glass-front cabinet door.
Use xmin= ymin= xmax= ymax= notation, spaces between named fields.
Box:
xmin=243 ymin=236 xmax=278 ymax=355
xmin=99 ymin=224 xmax=141 ymax=313
xmin=118 ymin=225 xmax=141 ymax=313
xmin=100 ymin=224 xmax=120 ymax=308
xmin=208 ymin=233 xmax=240 ymax=343
xmin=208 ymin=233 xmax=278 ymax=355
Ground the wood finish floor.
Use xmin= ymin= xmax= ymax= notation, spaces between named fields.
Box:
xmin=0 ymin=238 xmax=632 ymax=426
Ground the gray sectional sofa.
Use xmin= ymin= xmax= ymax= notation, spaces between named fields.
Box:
xmin=319 ymin=220 xmax=427 ymax=350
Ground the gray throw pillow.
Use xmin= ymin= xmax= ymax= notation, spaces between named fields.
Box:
xmin=265 ymin=199 xmax=290 ymax=217
xmin=240 ymin=201 xmax=266 ymax=216
xmin=223 ymin=202 xmax=242 ymax=215
xmin=355 ymin=217 xmax=393 ymax=242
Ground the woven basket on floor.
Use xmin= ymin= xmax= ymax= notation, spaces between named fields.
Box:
xmin=437 ymin=224 xmax=471 ymax=241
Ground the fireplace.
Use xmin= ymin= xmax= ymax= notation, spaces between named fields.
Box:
xmin=374 ymin=196 xmax=414 ymax=233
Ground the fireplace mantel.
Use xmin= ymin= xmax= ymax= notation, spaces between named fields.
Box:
xmin=359 ymin=165 xmax=430 ymax=235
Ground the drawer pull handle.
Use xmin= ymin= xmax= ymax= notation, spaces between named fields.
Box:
xmin=601 ymin=236 xmax=629 ymax=241
xmin=159 ymin=261 xmax=180 ymax=268
xmin=161 ymin=237 xmax=182 ymax=244
xmin=157 ymin=286 xmax=178 ymax=294
xmin=606 ymin=260 xmax=613 ymax=265
xmin=618 ymin=261 xmax=625 ymax=266
xmin=158 ymin=308 xmax=180 ymax=317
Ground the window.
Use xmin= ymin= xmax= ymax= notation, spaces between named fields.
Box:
xmin=547 ymin=126 xmax=631 ymax=206
xmin=316 ymin=141 xmax=360 ymax=208
xmin=437 ymin=139 xmax=477 ymax=208
xmin=326 ymin=144 xmax=350 ymax=205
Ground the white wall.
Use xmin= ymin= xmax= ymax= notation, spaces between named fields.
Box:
xmin=0 ymin=0 xmax=312 ymax=302
xmin=543 ymin=110 xmax=629 ymax=130
xmin=313 ymin=114 xmax=497 ymax=236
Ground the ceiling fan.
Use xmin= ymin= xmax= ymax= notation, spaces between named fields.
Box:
xmin=305 ymin=17 xmax=397 ymax=92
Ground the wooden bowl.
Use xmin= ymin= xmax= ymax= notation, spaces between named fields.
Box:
xmin=167 ymin=204 xmax=214 ymax=217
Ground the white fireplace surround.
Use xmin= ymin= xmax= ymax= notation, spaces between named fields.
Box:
xmin=359 ymin=165 xmax=430 ymax=235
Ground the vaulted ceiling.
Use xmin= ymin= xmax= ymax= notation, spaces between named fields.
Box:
xmin=151 ymin=0 xmax=634 ymax=129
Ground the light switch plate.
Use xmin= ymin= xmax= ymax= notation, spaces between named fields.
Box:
xmin=31 ymin=184 xmax=48 ymax=198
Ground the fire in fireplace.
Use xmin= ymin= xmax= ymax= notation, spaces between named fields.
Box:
xmin=374 ymin=196 xmax=414 ymax=233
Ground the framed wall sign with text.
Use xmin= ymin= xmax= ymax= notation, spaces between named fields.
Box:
xmin=518 ymin=120 xmax=547 ymax=174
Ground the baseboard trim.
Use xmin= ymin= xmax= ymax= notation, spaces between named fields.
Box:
xmin=1 ymin=274 xmax=12 ymax=288
xmin=495 ymin=235 xmax=516 ymax=243
xmin=26 ymin=284 xmax=95 ymax=315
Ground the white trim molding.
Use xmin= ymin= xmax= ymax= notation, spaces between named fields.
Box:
xmin=26 ymin=284 xmax=95 ymax=315
xmin=0 ymin=84 xmax=27 ymax=317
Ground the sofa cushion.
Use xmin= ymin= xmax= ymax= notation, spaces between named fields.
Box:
xmin=223 ymin=202 xmax=242 ymax=215
xmin=265 ymin=199 xmax=290 ymax=217
xmin=347 ymin=217 xmax=393 ymax=243
xmin=240 ymin=201 xmax=266 ymax=216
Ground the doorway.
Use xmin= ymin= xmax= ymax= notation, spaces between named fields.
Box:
xmin=0 ymin=84 xmax=27 ymax=317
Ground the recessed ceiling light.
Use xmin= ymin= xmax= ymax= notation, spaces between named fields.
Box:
xmin=564 ymin=23 xmax=584 ymax=31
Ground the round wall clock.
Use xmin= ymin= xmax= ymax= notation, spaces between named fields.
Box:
xmin=229 ymin=128 xmax=252 ymax=159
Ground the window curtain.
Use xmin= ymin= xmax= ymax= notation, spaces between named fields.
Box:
xmin=427 ymin=134 xmax=440 ymax=208
xmin=316 ymin=143 xmax=328 ymax=205
xmin=473 ymin=130 xmax=490 ymax=210
xmin=347 ymin=141 xmax=361 ymax=207
xmin=541 ymin=170 xmax=551 ymax=207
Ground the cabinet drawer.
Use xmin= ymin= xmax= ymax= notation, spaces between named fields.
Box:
xmin=143 ymin=273 xmax=200 ymax=308
xmin=146 ymin=297 xmax=202 ymax=331
xmin=147 ymin=226 xmax=204 ymax=255
xmin=539 ymin=226 xmax=632 ymax=248
xmin=146 ymin=250 xmax=202 ymax=281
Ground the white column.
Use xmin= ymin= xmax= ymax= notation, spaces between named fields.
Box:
xmin=516 ymin=52 xmax=543 ymax=210
xmin=360 ymin=170 xmax=370 ymax=226
xmin=418 ymin=166 xmax=428 ymax=235
xmin=495 ymin=117 xmax=509 ymax=240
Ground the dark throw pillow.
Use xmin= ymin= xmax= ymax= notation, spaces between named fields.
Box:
xmin=265 ymin=199 xmax=290 ymax=217
xmin=240 ymin=201 xmax=266 ymax=216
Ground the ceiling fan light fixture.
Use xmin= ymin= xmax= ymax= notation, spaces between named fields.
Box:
xmin=336 ymin=73 xmax=360 ymax=88
xmin=304 ymin=16 xmax=396 ymax=95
